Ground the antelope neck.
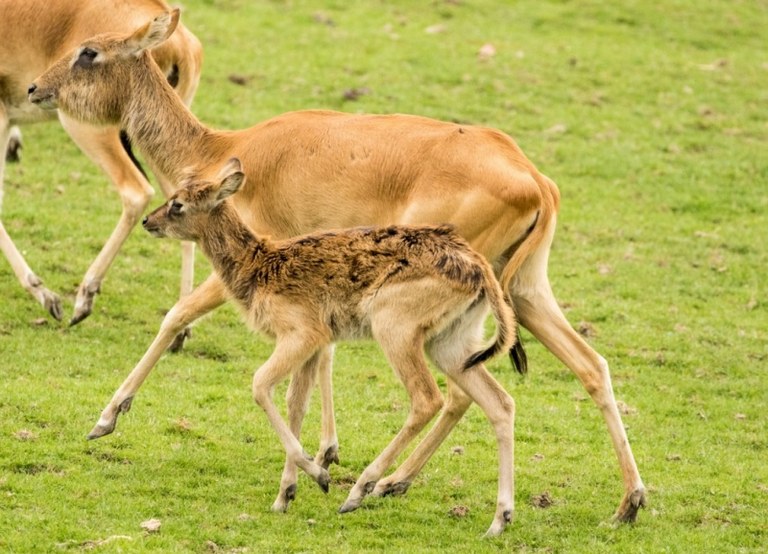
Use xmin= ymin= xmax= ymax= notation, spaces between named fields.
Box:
xmin=122 ymin=54 xmax=216 ymax=182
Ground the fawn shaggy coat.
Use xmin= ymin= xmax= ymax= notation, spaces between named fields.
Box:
xmin=142 ymin=159 xmax=517 ymax=535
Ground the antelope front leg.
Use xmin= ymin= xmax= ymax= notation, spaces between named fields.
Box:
xmin=0 ymin=117 xmax=62 ymax=320
xmin=252 ymin=338 xmax=330 ymax=497
xmin=59 ymin=116 xmax=154 ymax=326
xmin=153 ymin=170 xmax=196 ymax=353
xmin=0 ymin=221 xmax=63 ymax=320
xmin=87 ymin=274 xmax=228 ymax=439
xmin=272 ymin=350 xmax=326 ymax=512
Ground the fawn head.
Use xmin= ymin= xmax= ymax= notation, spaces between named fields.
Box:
xmin=28 ymin=10 xmax=180 ymax=124
xmin=143 ymin=159 xmax=246 ymax=241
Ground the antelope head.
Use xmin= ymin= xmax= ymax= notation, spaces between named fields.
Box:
xmin=142 ymin=158 xmax=246 ymax=241
xmin=28 ymin=10 xmax=180 ymax=124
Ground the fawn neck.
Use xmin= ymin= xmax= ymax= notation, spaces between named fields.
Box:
xmin=197 ymin=203 xmax=272 ymax=304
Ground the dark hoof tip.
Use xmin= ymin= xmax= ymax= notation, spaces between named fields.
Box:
xmin=320 ymin=445 xmax=340 ymax=469
xmin=168 ymin=328 xmax=192 ymax=353
xmin=69 ymin=312 xmax=89 ymax=326
xmin=319 ymin=479 xmax=330 ymax=494
xmin=380 ymin=481 xmax=411 ymax=497
xmin=86 ymin=424 xmax=113 ymax=440
xmin=48 ymin=301 xmax=64 ymax=322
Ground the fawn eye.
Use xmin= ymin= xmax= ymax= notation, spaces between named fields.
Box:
xmin=75 ymin=48 xmax=99 ymax=69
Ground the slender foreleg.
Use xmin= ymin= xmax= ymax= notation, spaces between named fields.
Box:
xmin=271 ymin=348 xmax=332 ymax=512
xmin=252 ymin=336 xmax=330 ymax=494
xmin=87 ymin=273 xmax=228 ymax=439
xmin=0 ymin=114 xmax=62 ymax=319
xmin=59 ymin=115 xmax=154 ymax=326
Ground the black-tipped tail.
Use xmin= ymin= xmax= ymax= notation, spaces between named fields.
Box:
xmin=463 ymin=343 xmax=499 ymax=370
xmin=509 ymin=335 xmax=528 ymax=374
xmin=461 ymin=272 xmax=516 ymax=371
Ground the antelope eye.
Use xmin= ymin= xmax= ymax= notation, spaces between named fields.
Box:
xmin=169 ymin=200 xmax=184 ymax=214
xmin=75 ymin=47 xmax=99 ymax=69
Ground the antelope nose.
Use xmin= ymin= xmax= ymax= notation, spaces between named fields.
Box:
xmin=27 ymin=83 xmax=37 ymax=95
xmin=142 ymin=216 xmax=149 ymax=227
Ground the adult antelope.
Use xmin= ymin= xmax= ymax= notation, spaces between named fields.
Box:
xmin=30 ymin=11 xmax=646 ymax=527
xmin=0 ymin=0 xmax=202 ymax=324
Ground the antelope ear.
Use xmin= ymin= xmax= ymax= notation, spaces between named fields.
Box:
xmin=123 ymin=9 xmax=180 ymax=56
xmin=216 ymin=158 xmax=243 ymax=179
xmin=214 ymin=158 xmax=246 ymax=204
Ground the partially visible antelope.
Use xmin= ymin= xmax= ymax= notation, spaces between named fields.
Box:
xmin=30 ymin=10 xmax=646 ymax=525
xmin=142 ymin=158 xmax=517 ymax=535
xmin=0 ymin=0 xmax=202 ymax=325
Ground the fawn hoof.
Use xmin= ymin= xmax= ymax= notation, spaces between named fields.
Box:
xmin=316 ymin=469 xmax=331 ymax=493
xmin=316 ymin=444 xmax=340 ymax=470
xmin=271 ymin=484 xmax=297 ymax=512
xmin=612 ymin=487 xmax=647 ymax=523
xmin=70 ymin=284 xmax=99 ymax=326
xmin=168 ymin=327 xmax=192 ymax=353
xmin=373 ymin=480 xmax=411 ymax=498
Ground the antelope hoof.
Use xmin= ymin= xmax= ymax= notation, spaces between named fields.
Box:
xmin=42 ymin=290 xmax=64 ymax=321
xmin=86 ymin=397 xmax=133 ymax=440
xmin=315 ymin=468 xmax=331 ymax=493
xmin=483 ymin=513 xmax=510 ymax=538
xmin=373 ymin=480 xmax=411 ymax=497
xmin=612 ymin=487 xmax=647 ymax=523
xmin=315 ymin=444 xmax=340 ymax=469
xmin=27 ymin=274 xmax=63 ymax=321
xmin=271 ymin=484 xmax=297 ymax=512
xmin=70 ymin=284 xmax=99 ymax=326
xmin=483 ymin=508 xmax=513 ymax=538
xmin=87 ymin=418 xmax=116 ymax=440
xmin=338 ymin=497 xmax=361 ymax=514
xmin=168 ymin=327 xmax=192 ymax=353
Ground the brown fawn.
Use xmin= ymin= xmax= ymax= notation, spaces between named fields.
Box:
xmin=142 ymin=158 xmax=516 ymax=535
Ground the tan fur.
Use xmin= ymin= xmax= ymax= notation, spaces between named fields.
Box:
xmin=143 ymin=160 xmax=516 ymax=534
xmin=0 ymin=0 xmax=202 ymax=324
xmin=34 ymin=11 xmax=645 ymax=531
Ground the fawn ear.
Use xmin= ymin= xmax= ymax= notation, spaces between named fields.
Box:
xmin=214 ymin=158 xmax=245 ymax=204
xmin=123 ymin=9 xmax=180 ymax=56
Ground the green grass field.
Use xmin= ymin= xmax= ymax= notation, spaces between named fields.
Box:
xmin=1 ymin=0 xmax=766 ymax=552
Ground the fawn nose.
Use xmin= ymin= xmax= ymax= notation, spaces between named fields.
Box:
xmin=142 ymin=216 xmax=149 ymax=227
xmin=27 ymin=84 xmax=37 ymax=95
